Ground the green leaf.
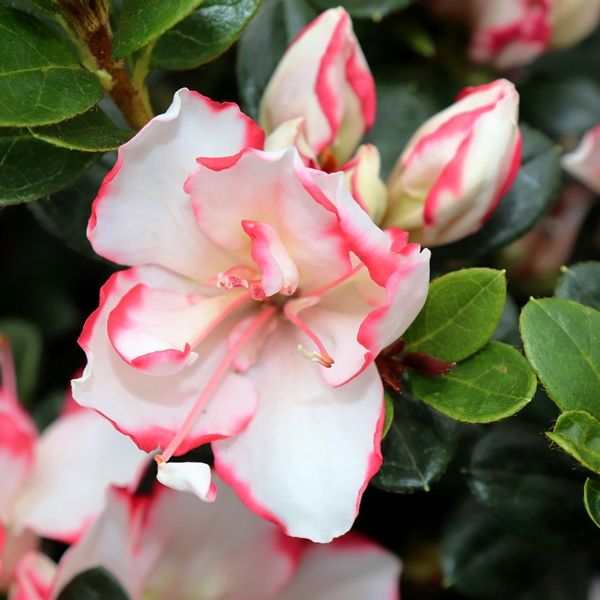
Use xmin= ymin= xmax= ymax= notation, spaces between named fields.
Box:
xmin=520 ymin=297 xmax=600 ymax=419
xmin=57 ymin=567 xmax=130 ymax=600
xmin=365 ymin=81 xmax=439 ymax=179
xmin=411 ymin=342 xmax=536 ymax=423
xmin=583 ymin=478 xmax=600 ymax=528
xmin=0 ymin=7 xmax=103 ymax=126
xmin=441 ymin=500 xmax=547 ymax=597
xmin=547 ymin=411 xmax=600 ymax=474
xmin=113 ymin=0 xmax=204 ymax=59
xmin=555 ymin=262 xmax=600 ymax=311
xmin=28 ymin=107 xmax=132 ymax=152
xmin=0 ymin=128 xmax=95 ymax=205
xmin=438 ymin=125 xmax=561 ymax=257
xmin=372 ymin=391 xmax=458 ymax=493
xmin=152 ymin=0 xmax=261 ymax=70
xmin=403 ymin=268 xmax=506 ymax=362
xmin=27 ymin=159 xmax=111 ymax=257
xmin=236 ymin=0 xmax=317 ymax=117
xmin=0 ymin=319 xmax=42 ymax=404
xmin=469 ymin=428 xmax=595 ymax=546
xmin=306 ymin=0 xmax=412 ymax=20
xmin=521 ymin=77 xmax=600 ymax=136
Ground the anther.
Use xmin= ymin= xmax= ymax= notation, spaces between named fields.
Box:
xmin=298 ymin=345 xmax=335 ymax=368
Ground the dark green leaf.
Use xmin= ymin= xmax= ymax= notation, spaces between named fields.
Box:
xmin=113 ymin=0 xmax=204 ymax=59
xmin=0 ymin=319 xmax=42 ymax=404
xmin=57 ymin=567 xmax=130 ymax=600
xmin=521 ymin=77 xmax=600 ymax=136
xmin=372 ymin=391 xmax=458 ymax=493
xmin=555 ymin=261 xmax=600 ymax=311
xmin=438 ymin=125 xmax=561 ymax=257
xmin=492 ymin=294 xmax=520 ymax=346
xmin=469 ymin=428 xmax=595 ymax=546
xmin=365 ymin=81 xmax=439 ymax=179
xmin=583 ymin=478 xmax=600 ymax=528
xmin=0 ymin=7 xmax=102 ymax=126
xmin=0 ymin=128 xmax=95 ymax=205
xmin=441 ymin=500 xmax=547 ymax=597
xmin=411 ymin=342 xmax=536 ymax=423
xmin=520 ymin=297 xmax=600 ymax=419
xmin=152 ymin=0 xmax=261 ymax=70
xmin=27 ymin=158 xmax=111 ymax=258
xmin=29 ymin=107 xmax=132 ymax=152
xmin=382 ymin=392 xmax=394 ymax=438
xmin=403 ymin=268 xmax=506 ymax=362
xmin=307 ymin=0 xmax=412 ymax=20
xmin=236 ymin=0 xmax=317 ymax=117
xmin=547 ymin=411 xmax=600 ymax=474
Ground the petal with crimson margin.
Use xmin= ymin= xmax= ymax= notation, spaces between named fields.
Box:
xmin=72 ymin=267 xmax=257 ymax=456
xmin=213 ymin=323 xmax=385 ymax=543
xmin=88 ymin=88 xmax=263 ymax=280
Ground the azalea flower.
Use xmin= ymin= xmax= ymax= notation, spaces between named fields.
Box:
xmin=12 ymin=480 xmax=402 ymax=600
xmin=72 ymin=88 xmax=430 ymax=542
xmin=562 ymin=124 xmax=600 ymax=194
xmin=0 ymin=339 xmax=147 ymax=590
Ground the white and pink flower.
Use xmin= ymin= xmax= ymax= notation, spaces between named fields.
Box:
xmin=12 ymin=481 xmax=401 ymax=600
xmin=72 ymin=88 xmax=430 ymax=542
xmin=259 ymin=8 xmax=376 ymax=167
xmin=562 ymin=124 xmax=600 ymax=194
xmin=0 ymin=340 xmax=147 ymax=591
xmin=384 ymin=79 xmax=522 ymax=246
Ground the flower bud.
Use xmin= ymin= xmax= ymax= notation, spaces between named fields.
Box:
xmin=384 ymin=79 xmax=522 ymax=246
xmin=259 ymin=8 xmax=376 ymax=167
xmin=562 ymin=124 xmax=600 ymax=194
xmin=550 ymin=0 xmax=600 ymax=49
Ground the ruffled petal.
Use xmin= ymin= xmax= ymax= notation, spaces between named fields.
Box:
xmin=73 ymin=267 xmax=258 ymax=456
xmin=562 ymin=124 xmax=600 ymax=194
xmin=213 ymin=324 xmax=385 ymax=543
xmin=88 ymin=88 xmax=264 ymax=280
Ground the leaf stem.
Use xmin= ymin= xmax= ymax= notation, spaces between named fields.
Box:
xmin=57 ymin=0 xmax=153 ymax=130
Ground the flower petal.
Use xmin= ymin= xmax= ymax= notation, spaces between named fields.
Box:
xmin=277 ymin=534 xmax=401 ymax=600
xmin=0 ymin=528 xmax=38 ymax=593
xmin=11 ymin=409 xmax=148 ymax=543
xmin=9 ymin=551 xmax=55 ymax=600
xmin=156 ymin=461 xmax=216 ymax=502
xmin=88 ymin=88 xmax=264 ymax=280
xmin=73 ymin=267 xmax=258 ymax=456
xmin=562 ymin=124 xmax=600 ymax=194
xmin=213 ymin=324 xmax=385 ymax=543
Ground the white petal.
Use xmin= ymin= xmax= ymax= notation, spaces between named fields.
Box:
xmin=156 ymin=462 xmax=216 ymax=502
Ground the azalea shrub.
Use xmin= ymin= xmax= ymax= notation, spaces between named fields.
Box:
xmin=0 ymin=0 xmax=599 ymax=599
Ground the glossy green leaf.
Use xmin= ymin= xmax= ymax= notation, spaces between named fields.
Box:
xmin=403 ymin=268 xmax=506 ymax=362
xmin=0 ymin=128 xmax=95 ymax=205
xmin=441 ymin=501 xmax=548 ymax=597
xmin=29 ymin=107 xmax=132 ymax=152
xmin=469 ymin=428 xmax=595 ymax=546
xmin=307 ymin=0 xmax=412 ymax=20
xmin=0 ymin=319 xmax=42 ymax=404
xmin=412 ymin=342 xmax=536 ymax=423
xmin=152 ymin=0 xmax=261 ymax=70
xmin=439 ymin=125 xmax=561 ymax=257
xmin=547 ymin=411 xmax=600 ymax=474
xmin=27 ymin=159 xmax=111 ymax=257
xmin=113 ymin=0 xmax=204 ymax=59
xmin=236 ymin=0 xmax=317 ymax=117
xmin=0 ymin=7 xmax=103 ymax=126
xmin=520 ymin=297 xmax=600 ymax=419
xmin=521 ymin=77 xmax=600 ymax=136
xmin=555 ymin=262 xmax=600 ymax=311
xmin=365 ymin=81 xmax=440 ymax=178
xmin=57 ymin=567 xmax=130 ymax=600
xmin=583 ymin=478 xmax=600 ymax=528
xmin=372 ymin=391 xmax=458 ymax=493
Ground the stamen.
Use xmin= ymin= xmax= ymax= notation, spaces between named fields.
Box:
xmin=155 ymin=306 xmax=278 ymax=464
xmin=297 ymin=345 xmax=334 ymax=368
xmin=303 ymin=263 xmax=364 ymax=298
xmin=283 ymin=303 xmax=335 ymax=368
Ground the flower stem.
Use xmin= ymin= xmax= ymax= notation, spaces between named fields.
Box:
xmin=57 ymin=0 xmax=153 ymax=130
